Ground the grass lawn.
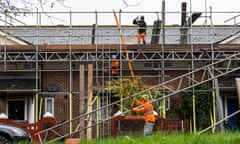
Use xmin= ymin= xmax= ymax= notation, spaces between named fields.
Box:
xmin=79 ymin=132 xmax=240 ymax=144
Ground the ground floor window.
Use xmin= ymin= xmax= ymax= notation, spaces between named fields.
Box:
xmin=45 ymin=97 xmax=54 ymax=115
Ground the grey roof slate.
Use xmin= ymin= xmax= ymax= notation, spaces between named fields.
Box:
xmin=0 ymin=25 xmax=239 ymax=45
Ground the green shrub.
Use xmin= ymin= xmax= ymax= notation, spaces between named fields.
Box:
xmin=180 ymin=84 xmax=212 ymax=130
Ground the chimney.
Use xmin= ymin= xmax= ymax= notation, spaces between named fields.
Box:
xmin=180 ymin=2 xmax=188 ymax=44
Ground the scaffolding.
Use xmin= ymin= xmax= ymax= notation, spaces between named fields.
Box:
xmin=0 ymin=9 xmax=240 ymax=142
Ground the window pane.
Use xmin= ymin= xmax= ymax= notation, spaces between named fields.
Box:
xmin=46 ymin=99 xmax=53 ymax=114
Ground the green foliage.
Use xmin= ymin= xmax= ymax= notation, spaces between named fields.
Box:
xmin=180 ymin=84 xmax=212 ymax=130
xmin=106 ymin=78 xmax=166 ymax=116
xmin=108 ymin=78 xmax=148 ymax=98
xmin=106 ymin=78 xmax=149 ymax=112
xmin=166 ymin=102 xmax=182 ymax=119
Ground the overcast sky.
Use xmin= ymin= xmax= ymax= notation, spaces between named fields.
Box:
xmin=16 ymin=0 xmax=240 ymax=25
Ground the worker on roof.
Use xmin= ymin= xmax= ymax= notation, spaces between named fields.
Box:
xmin=131 ymin=94 xmax=156 ymax=136
xmin=133 ymin=15 xmax=147 ymax=45
xmin=111 ymin=55 xmax=119 ymax=78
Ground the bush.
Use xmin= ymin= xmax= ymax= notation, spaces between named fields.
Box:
xmin=180 ymin=84 xmax=212 ymax=130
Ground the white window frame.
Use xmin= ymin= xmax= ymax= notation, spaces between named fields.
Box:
xmin=45 ymin=97 xmax=54 ymax=116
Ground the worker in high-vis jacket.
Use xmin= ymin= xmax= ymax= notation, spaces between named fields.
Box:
xmin=131 ymin=94 xmax=156 ymax=136
xmin=111 ymin=55 xmax=119 ymax=78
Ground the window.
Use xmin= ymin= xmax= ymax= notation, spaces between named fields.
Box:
xmin=45 ymin=98 xmax=54 ymax=115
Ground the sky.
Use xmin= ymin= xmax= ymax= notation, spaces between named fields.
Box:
xmin=13 ymin=0 xmax=240 ymax=25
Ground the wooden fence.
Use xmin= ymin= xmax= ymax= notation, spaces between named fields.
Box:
xmin=111 ymin=116 xmax=189 ymax=137
xmin=0 ymin=117 xmax=56 ymax=142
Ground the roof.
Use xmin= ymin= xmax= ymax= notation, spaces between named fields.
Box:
xmin=0 ymin=29 xmax=31 ymax=45
xmin=0 ymin=25 xmax=239 ymax=45
xmin=219 ymin=31 xmax=240 ymax=44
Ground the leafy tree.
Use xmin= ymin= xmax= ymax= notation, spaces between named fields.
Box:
xmin=109 ymin=78 xmax=147 ymax=99
xmin=180 ymin=84 xmax=212 ymax=130
xmin=107 ymin=78 xmax=148 ymax=112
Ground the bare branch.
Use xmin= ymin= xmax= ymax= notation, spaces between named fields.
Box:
xmin=0 ymin=0 xmax=68 ymax=25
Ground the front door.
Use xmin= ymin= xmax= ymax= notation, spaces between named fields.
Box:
xmin=8 ymin=100 xmax=25 ymax=120
xmin=227 ymin=98 xmax=238 ymax=131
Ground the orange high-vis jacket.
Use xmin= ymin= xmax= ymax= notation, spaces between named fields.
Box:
xmin=111 ymin=60 xmax=119 ymax=75
xmin=132 ymin=99 xmax=156 ymax=123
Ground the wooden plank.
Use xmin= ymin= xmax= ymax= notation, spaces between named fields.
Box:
xmin=87 ymin=64 xmax=93 ymax=140
xmin=113 ymin=10 xmax=135 ymax=77
xmin=79 ymin=64 xmax=85 ymax=138
xmin=39 ymin=44 xmax=127 ymax=51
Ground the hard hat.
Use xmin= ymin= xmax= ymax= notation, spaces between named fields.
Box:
xmin=112 ymin=55 xmax=116 ymax=59
xmin=142 ymin=94 xmax=149 ymax=99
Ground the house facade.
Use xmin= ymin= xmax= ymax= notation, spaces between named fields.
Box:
xmin=0 ymin=24 xmax=240 ymax=137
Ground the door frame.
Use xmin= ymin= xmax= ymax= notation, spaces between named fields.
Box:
xmin=6 ymin=98 xmax=27 ymax=121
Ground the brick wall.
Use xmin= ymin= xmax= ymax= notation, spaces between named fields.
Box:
xmin=42 ymin=72 xmax=78 ymax=123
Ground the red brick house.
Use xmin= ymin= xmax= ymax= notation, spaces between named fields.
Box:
xmin=0 ymin=22 xmax=240 ymax=139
